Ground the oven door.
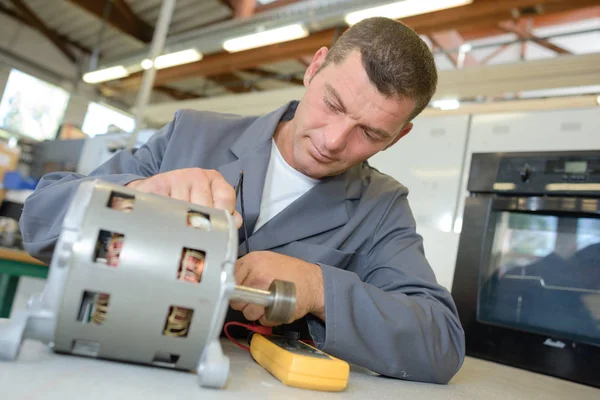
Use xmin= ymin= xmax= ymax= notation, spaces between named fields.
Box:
xmin=452 ymin=195 xmax=600 ymax=388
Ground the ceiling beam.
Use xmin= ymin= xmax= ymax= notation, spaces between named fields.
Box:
xmin=114 ymin=29 xmax=336 ymax=90
xmin=480 ymin=43 xmax=512 ymax=64
xmin=255 ymin=0 xmax=303 ymax=13
xmin=519 ymin=19 xmax=531 ymax=61
xmin=114 ymin=0 xmax=597 ymax=89
xmin=209 ymin=72 xmax=255 ymax=93
xmin=498 ymin=20 xmax=571 ymax=54
xmin=397 ymin=0 xmax=600 ymax=33
xmin=428 ymin=31 xmax=478 ymax=68
xmin=0 ymin=3 xmax=90 ymax=55
xmin=245 ymin=68 xmax=304 ymax=85
xmin=297 ymin=55 xmax=313 ymax=68
xmin=222 ymin=0 xmax=256 ymax=19
xmin=459 ymin=4 xmax=600 ymax=41
xmin=427 ymin=35 xmax=456 ymax=67
xmin=112 ymin=0 xmax=144 ymax=26
xmin=532 ymin=4 xmax=600 ymax=26
xmin=67 ymin=0 xmax=154 ymax=43
xmin=9 ymin=0 xmax=78 ymax=63
xmin=155 ymin=85 xmax=203 ymax=100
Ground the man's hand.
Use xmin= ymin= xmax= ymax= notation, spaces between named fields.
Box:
xmin=231 ymin=251 xmax=325 ymax=326
xmin=126 ymin=168 xmax=242 ymax=228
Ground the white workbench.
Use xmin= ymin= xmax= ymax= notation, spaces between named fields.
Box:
xmin=1 ymin=339 xmax=598 ymax=400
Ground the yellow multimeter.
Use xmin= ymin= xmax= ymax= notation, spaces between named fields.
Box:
xmin=249 ymin=333 xmax=350 ymax=392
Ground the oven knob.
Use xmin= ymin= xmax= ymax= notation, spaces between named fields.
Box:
xmin=520 ymin=167 xmax=530 ymax=182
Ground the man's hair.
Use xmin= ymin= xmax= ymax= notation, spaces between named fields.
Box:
xmin=318 ymin=17 xmax=438 ymax=123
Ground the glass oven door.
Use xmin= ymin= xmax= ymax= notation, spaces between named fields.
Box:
xmin=478 ymin=197 xmax=600 ymax=348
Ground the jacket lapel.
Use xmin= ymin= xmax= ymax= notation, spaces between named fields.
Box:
xmin=217 ymin=102 xmax=293 ymax=254
xmin=246 ymin=165 xmax=363 ymax=252
xmin=218 ymin=140 xmax=271 ymax=241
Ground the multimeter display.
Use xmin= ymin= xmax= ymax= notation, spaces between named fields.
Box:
xmin=265 ymin=336 xmax=331 ymax=359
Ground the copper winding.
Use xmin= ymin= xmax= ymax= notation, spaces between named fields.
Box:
xmin=91 ymin=293 xmax=109 ymax=325
xmin=164 ymin=249 xmax=205 ymax=337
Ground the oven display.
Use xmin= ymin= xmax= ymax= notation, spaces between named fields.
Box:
xmin=564 ymin=161 xmax=588 ymax=174
xmin=545 ymin=158 xmax=599 ymax=175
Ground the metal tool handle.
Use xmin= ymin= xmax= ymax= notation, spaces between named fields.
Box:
xmin=230 ymin=280 xmax=296 ymax=323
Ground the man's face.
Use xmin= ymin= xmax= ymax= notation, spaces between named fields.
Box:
xmin=279 ymin=48 xmax=416 ymax=179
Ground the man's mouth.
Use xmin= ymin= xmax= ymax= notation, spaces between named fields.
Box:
xmin=309 ymin=141 xmax=335 ymax=163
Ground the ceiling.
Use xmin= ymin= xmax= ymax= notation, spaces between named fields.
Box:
xmin=0 ymin=0 xmax=598 ymax=107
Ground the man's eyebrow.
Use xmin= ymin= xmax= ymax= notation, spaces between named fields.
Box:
xmin=325 ymin=84 xmax=347 ymax=113
xmin=325 ymin=83 xmax=393 ymax=139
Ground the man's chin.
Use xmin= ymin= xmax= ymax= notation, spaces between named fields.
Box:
xmin=296 ymin=161 xmax=324 ymax=179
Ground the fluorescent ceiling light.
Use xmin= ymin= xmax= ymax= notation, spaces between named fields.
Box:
xmin=345 ymin=0 xmax=474 ymax=25
xmin=459 ymin=43 xmax=472 ymax=53
xmin=432 ymin=99 xmax=460 ymax=110
xmin=223 ymin=24 xmax=309 ymax=53
xmin=83 ymin=66 xmax=129 ymax=84
xmin=142 ymin=49 xmax=202 ymax=70
xmin=141 ymin=59 xmax=154 ymax=70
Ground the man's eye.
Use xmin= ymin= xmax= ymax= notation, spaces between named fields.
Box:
xmin=363 ymin=130 xmax=376 ymax=141
xmin=324 ymin=98 xmax=338 ymax=112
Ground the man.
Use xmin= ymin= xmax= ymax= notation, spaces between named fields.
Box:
xmin=20 ymin=17 xmax=465 ymax=384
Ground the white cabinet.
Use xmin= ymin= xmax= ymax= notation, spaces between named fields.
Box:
xmin=369 ymin=115 xmax=471 ymax=289
xmin=466 ymin=107 xmax=599 ymax=153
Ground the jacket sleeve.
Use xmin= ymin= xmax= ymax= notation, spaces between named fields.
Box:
xmin=305 ymin=191 xmax=465 ymax=384
xmin=19 ymin=116 xmax=176 ymax=264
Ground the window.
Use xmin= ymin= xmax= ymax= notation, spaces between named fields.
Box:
xmin=0 ymin=69 xmax=70 ymax=141
xmin=82 ymin=102 xmax=135 ymax=138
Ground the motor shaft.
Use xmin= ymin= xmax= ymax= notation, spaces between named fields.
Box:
xmin=229 ymin=280 xmax=296 ymax=323
xmin=231 ymin=286 xmax=273 ymax=306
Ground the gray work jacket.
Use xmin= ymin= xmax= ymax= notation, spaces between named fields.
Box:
xmin=19 ymin=101 xmax=465 ymax=384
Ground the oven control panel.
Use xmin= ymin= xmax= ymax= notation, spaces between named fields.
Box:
xmin=467 ymin=151 xmax=600 ymax=195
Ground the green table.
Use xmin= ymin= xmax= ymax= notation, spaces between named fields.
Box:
xmin=0 ymin=248 xmax=48 ymax=318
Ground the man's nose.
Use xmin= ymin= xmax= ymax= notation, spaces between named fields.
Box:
xmin=323 ymin=121 xmax=352 ymax=152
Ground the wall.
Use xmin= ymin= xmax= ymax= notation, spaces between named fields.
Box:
xmin=369 ymin=115 xmax=471 ymax=290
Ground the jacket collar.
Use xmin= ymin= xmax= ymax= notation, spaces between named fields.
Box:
xmin=230 ymin=101 xmax=298 ymax=158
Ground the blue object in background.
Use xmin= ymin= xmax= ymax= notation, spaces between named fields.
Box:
xmin=3 ymin=170 xmax=39 ymax=190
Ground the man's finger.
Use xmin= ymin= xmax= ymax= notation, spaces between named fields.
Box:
xmin=210 ymin=175 xmax=236 ymax=215
xmin=230 ymin=301 xmax=246 ymax=311
xmin=233 ymin=210 xmax=243 ymax=229
xmin=242 ymin=304 xmax=265 ymax=322
xmin=259 ymin=316 xmax=281 ymax=327
xmin=234 ymin=257 xmax=250 ymax=286
xmin=170 ymin=181 xmax=190 ymax=202
xmin=189 ymin=179 xmax=214 ymax=208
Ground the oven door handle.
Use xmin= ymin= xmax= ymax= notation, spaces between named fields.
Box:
xmin=500 ymin=275 xmax=600 ymax=295
xmin=491 ymin=196 xmax=600 ymax=215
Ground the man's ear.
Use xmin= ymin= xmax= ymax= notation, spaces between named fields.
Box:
xmin=383 ymin=122 xmax=413 ymax=150
xmin=303 ymin=47 xmax=329 ymax=87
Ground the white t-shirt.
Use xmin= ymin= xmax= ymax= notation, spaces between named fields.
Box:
xmin=253 ymin=140 xmax=319 ymax=233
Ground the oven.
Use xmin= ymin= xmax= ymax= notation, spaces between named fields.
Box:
xmin=451 ymin=150 xmax=600 ymax=388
